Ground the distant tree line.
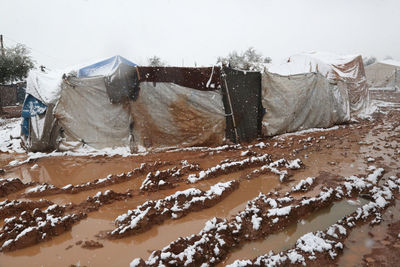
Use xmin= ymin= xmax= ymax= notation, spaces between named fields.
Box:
xmin=217 ymin=47 xmax=271 ymax=72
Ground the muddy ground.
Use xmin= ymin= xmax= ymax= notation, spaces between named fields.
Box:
xmin=0 ymin=90 xmax=399 ymax=266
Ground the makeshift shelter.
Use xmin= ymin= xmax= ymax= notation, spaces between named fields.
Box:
xmin=126 ymin=67 xmax=226 ymax=151
xmin=261 ymin=71 xmax=350 ymax=136
xmin=365 ymin=60 xmax=400 ymax=89
xmin=21 ymin=69 xmax=63 ymax=151
xmin=21 ymin=55 xmax=137 ymax=152
xmin=22 ymin=56 xmax=262 ymax=152
xmin=268 ymin=52 xmax=369 ymax=115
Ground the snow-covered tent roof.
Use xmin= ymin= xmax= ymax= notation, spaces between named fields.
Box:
xmin=267 ymin=51 xmax=369 ymax=114
xmin=379 ymin=59 xmax=400 ymax=68
xmin=26 ymin=69 xmax=64 ymax=105
xmin=25 ymin=55 xmax=137 ymax=105
xmin=267 ymin=51 xmax=362 ymax=79
xmin=77 ymin=55 xmax=136 ymax=78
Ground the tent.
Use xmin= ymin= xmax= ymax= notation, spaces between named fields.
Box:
xmin=21 ymin=58 xmax=262 ymax=152
xmin=261 ymin=71 xmax=350 ymax=136
xmin=365 ymin=60 xmax=400 ymax=89
xmin=268 ymin=52 xmax=370 ymax=115
xmin=21 ymin=56 xmax=137 ymax=152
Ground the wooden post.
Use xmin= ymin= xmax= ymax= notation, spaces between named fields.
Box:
xmin=0 ymin=35 xmax=4 ymax=56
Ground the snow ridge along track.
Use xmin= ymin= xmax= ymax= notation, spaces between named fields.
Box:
xmin=109 ymin=180 xmax=239 ymax=238
xmin=0 ymin=190 xmax=132 ymax=251
xmin=21 ymin=161 xmax=171 ymax=197
xmin=130 ymin=169 xmax=390 ymax=267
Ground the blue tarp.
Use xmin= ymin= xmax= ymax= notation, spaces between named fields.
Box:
xmin=78 ymin=55 xmax=136 ymax=78
xmin=21 ymin=94 xmax=47 ymax=136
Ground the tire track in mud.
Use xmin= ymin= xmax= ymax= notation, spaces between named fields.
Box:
xmin=100 ymin=155 xmax=306 ymax=240
xmin=227 ymin=174 xmax=400 ymax=267
xmin=0 ymin=177 xmax=35 ymax=198
xmin=0 ymin=150 xmax=306 ymax=254
xmin=21 ymin=161 xmax=172 ymax=198
xmin=0 ymin=190 xmax=132 ymax=252
xmin=107 ymin=180 xmax=240 ymax=239
xmin=129 ymin=168 xmax=390 ymax=267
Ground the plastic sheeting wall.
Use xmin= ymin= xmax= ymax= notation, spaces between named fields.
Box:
xmin=129 ymin=82 xmax=226 ymax=150
xmin=327 ymin=56 xmax=369 ymax=114
xmin=25 ymin=104 xmax=60 ymax=152
xmin=54 ymin=76 xmax=130 ymax=149
xmin=365 ymin=62 xmax=400 ymax=89
xmin=261 ymin=72 xmax=350 ymax=136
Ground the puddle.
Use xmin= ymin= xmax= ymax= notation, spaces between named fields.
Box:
xmin=220 ymin=198 xmax=369 ymax=266
xmin=0 ymin=172 xmax=281 ymax=267
xmin=338 ymin=198 xmax=400 ymax=267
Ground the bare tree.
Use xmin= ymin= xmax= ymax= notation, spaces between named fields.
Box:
xmin=217 ymin=47 xmax=271 ymax=71
xmin=147 ymin=56 xmax=166 ymax=66
xmin=363 ymin=56 xmax=377 ymax=66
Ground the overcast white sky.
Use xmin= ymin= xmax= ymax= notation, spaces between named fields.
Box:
xmin=1 ymin=0 xmax=400 ymax=69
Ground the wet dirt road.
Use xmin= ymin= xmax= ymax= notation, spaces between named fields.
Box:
xmin=0 ymin=90 xmax=399 ymax=267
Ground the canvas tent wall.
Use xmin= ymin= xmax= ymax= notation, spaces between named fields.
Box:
xmin=261 ymin=71 xmax=350 ymax=136
xmin=22 ymin=61 xmax=263 ymax=152
xmin=365 ymin=60 xmax=400 ymax=89
xmin=21 ymin=55 xmax=137 ymax=152
xmin=267 ymin=52 xmax=369 ymax=115
xmin=54 ymin=76 xmax=131 ymax=150
xmin=128 ymin=67 xmax=226 ymax=151
xmin=128 ymin=66 xmax=262 ymax=149
xmin=22 ymin=69 xmax=64 ymax=152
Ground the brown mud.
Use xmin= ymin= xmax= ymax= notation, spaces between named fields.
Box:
xmin=0 ymin=90 xmax=399 ymax=266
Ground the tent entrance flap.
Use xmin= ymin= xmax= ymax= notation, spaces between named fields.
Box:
xmin=222 ymin=67 xmax=262 ymax=143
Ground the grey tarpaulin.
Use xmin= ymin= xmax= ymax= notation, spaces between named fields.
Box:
xmin=261 ymin=71 xmax=350 ymax=136
xmin=104 ymin=63 xmax=140 ymax=103
xmin=25 ymin=104 xmax=60 ymax=152
xmin=129 ymin=82 xmax=226 ymax=150
xmin=54 ymin=76 xmax=131 ymax=149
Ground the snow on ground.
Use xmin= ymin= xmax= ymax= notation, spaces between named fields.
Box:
xmin=0 ymin=118 xmax=24 ymax=153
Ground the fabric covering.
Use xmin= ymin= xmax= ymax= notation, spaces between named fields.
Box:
xmin=261 ymin=71 xmax=350 ymax=136
xmin=26 ymin=69 xmax=64 ymax=105
xmin=21 ymin=94 xmax=48 ymax=136
xmin=365 ymin=61 xmax=400 ymax=89
xmin=54 ymin=76 xmax=131 ymax=149
xmin=105 ymin=64 xmax=139 ymax=104
xmin=137 ymin=66 xmax=222 ymax=91
xmin=267 ymin=52 xmax=369 ymax=115
xmin=129 ymin=82 xmax=226 ymax=150
xmin=78 ymin=55 xmax=136 ymax=78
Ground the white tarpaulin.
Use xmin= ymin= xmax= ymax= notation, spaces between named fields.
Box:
xmin=54 ymin=76 xmax=131 ymax=149
xmin=129 ymin=82 xmax=226 ymax=150
xmin=267 ymin=52 xmax=369 ymax=115
xmin=365 ymin=61 xmax=400 ymax=89
xmin=261 ymin=71 xmax=350 ymax=136
xmin=26 ymin=69 xmax=64 ymax=105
